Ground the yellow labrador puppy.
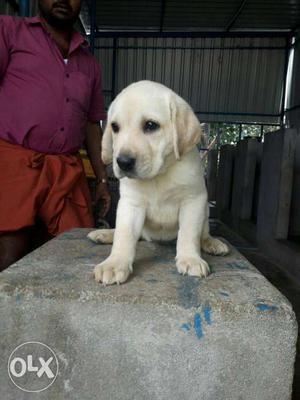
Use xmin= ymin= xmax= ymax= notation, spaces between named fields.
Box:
xmin=88 ymin=81 xmax=229 ymax=285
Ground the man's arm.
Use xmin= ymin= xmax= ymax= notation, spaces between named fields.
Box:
xmin=0 ymin=17 xmax=11 ymax=78
xmin=85 ymin=121 xmax=111 ymax=217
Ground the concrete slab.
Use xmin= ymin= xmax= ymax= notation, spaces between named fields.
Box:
xmin=0 ymin=229 xmax=297 ymax=400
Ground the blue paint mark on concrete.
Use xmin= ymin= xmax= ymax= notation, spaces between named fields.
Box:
xmin=194 ymin=313 xmax=203 ymax=339
xmin=146 ymin=278 xmax=158 ymax=283
xmin=256 ymin=303 xmax=277 ymax=312
xmin=15 ymin=293 xmax=22 ymax=304
xmin=181 ymin=323 xmax=191 ymax=332
xmin=203 ymin=304 xmax=212 ymax=325
xmin=151 ymin=255 xmax=174 ymax=266
xmin=226 ymin=261 xmax=249 ymax=270
xmin=220 ymin=291 xmax=230 ymax=297
xmin=178 ymin=276 xmax=201 ymax=309
xmin=181 ymin=305 xmax=212 ymax=337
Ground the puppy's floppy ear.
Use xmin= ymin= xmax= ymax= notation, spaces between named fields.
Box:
xmin=101 ymin=99 xmax=117 ymax=165
xmin=169 ymin=94 xmax=202 ymax=160
xmin=101 ymin=122 xmax=113 ymax=165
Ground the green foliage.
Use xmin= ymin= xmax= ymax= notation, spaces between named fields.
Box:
xmin=204 ymin=123 xmax=279 ymax=149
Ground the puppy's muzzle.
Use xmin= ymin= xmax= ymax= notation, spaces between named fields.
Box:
xmin=117 ymin=154 xmax=136 ymax=172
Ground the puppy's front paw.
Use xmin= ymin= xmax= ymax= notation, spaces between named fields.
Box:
xmin=201 ymin=237 xmax=229 ymax=256
xmin=87 ymin=229 xmax=114 ymax=244
xmin=94 ymin=257 xmax=132 ymax=285
xmin=176 ymin=256 xmax=210 ymax=278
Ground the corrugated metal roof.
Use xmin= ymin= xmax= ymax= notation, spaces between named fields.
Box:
xmin=2 ymin=0 xmax=296 ymax=124
xmin=87 ymin=0 xmax=300 ymax=32
xmin=95 ymin=36 xmax=286 ymax=123
xmin=235 ymin=0 xmax=300 ymax=30
xmin=4 ymin=0 xmax=300 ymax=31
xmin=95 ymin=0 xmax=162 ymax=31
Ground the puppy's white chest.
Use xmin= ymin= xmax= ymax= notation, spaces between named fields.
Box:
xmin=146 ymin=195 xmax=179 ymax=228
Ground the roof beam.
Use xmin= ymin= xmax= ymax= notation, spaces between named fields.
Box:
xmin=94 ymin=30 xmax=293 ymax=39
xmin=225 ymin=0 xmax=248 ymax=32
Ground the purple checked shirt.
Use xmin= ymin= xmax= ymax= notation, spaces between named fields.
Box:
xmin=0 ymin=15 xmax=106 ymax=154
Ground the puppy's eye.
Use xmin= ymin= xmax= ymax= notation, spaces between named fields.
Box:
xmin=143 ymin=120 xmax=160 ymax=133
xmin=111 ymin=122 xmax=120 ymax=133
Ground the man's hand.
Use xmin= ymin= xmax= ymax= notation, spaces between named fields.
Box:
xmin=94 ymin=181 xmax=111 ymax=217
xmin=85 ymin=121 xmax=112 ymax=218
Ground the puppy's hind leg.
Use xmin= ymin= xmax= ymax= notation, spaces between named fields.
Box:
xmin=201 ymin=209 xmax=229 ymax=256
xmin=87 ymin=229 xmax=115 ymax=244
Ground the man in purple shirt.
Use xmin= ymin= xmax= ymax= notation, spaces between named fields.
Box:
xmin=0 ymin=0 xmax=111 ymax=270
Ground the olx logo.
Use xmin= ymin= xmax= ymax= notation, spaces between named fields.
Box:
xmin=8 ymin=342 xmax=59 ymax=392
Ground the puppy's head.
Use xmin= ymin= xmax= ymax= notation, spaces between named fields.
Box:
xmin=102 ymin=80 xmax=202 ymax=179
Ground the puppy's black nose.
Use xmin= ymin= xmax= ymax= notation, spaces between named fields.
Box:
xmin=117 ymin=154 xmax=136 ymax=172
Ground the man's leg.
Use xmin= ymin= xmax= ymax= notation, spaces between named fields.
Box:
xmin=0 ymin=228 xmax=31 ymax=271
xmin=0 ymin=221 xmax=54 ymax=272
xmin=30 ymin=218 xmax=54 ymax=250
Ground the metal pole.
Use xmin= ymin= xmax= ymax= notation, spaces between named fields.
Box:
xmin=90 ymin=0 xmax=96 ymax=54
xmin=238 ymin=124 xmax=242 ymax=141
xmin=216 ymin=125 xmax=221 ymax=149
xmin=280 ymin=37 xmax=292 ymax=126
xmin=111 ymin=38 xmax=117 ymax=101
xmin=19 ymin=0 xmax=29 ymax=16
xmin=260 ymin=124 xmax=264 ymax=139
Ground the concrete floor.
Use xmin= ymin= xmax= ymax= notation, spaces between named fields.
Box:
xmin=211 ymin=220 xmax=300 ymax=399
